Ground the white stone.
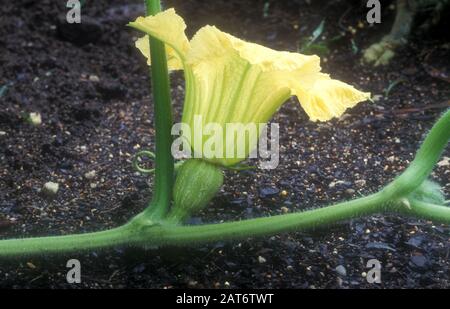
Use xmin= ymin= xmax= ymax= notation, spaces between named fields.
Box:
xmin=29 ymin=112 xmax=42 ymax=126
xmin=89 ymin=75 xmax=100 ymax=82
xmin=41 ymin=182 xmax=59 ymax=197
xmin=84 ymin=170 xmax=96 ymax=180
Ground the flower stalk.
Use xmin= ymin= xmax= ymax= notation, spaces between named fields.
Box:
xmin=141 ymin=0 xmax=174 ymax=220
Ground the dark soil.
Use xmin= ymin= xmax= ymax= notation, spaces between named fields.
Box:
xmin=0 ymin=0 xmax=449 ymax=289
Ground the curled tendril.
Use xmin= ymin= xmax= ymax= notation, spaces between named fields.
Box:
xmin=133 ymin=150 xmax=156 ymax=174
xmin=133 ymin=150 xmax=186 ymax=175
xmin=132 ymin=148 xmax=255 ymax=175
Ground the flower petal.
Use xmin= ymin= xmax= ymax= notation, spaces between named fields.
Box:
xmin=182 ymin=26 xmax=320 ymax=166
xmin=130 ymin=10 xmax=371 ymax=165
xmin=135 ymin=36 xmax=184 ymax=70
xmin=184 ymin=26 xmax=323 ymax=125
xmin=292 ymin=74 xmax=371 ymax=122
xmin=186 ymin=26 xmax=370 ymax=123
xmin=187 ymin=26 xmax=320 ymax=74
xmin=129 ymin=8 xmax=190 ymax=67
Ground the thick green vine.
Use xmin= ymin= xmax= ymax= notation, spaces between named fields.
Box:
xmin=0 ymin=109 xmax=448 ymax=257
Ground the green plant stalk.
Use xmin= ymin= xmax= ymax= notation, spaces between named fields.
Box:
xmin=398 ymin=200 xmax=450 ymax=224
xmin=142 ymin=0 xmax=174 ymax=220
xmin=0 ymin=194 xmax=382 ymax=256
xmin=382 ymin=108 xmax=450 ymax=199
xmin=0 ymin=110 xmax=448 ymax=257
xmin=156 ymin=193 xmax=385 ymax=246
xmin=0 ymin=225 xmax=132 ymax=257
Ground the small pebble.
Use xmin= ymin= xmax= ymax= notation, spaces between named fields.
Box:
xmin=280 ymin=190 xmax=288 ymax=197
xmin=89 ymin=75 xmax=100 ymax=82
xmin=354 ymin=180 xmax=366 ymax=188
xmin=437 ymin=157 xmax=449 ymax=167
xmin=372 ymin=94 xmax=383 ymax=102
xmin=335 ymin=265 xmax=347 ymax=277
xmin=259 ymin=187 xmax=279 ymax=198
xmin=345 ymin=189 xmax=356 ymax=196
xmin=258 ymin=256 xmax=267 ymax=264
xmin=41 ymin=182 xmax=59 ymax=197
xmin=84 ymin=170 xmax=96 ymax=180
xmin=281 ymin=207 xmax=289 ymax=214
xmin=410 ymin=255 xmax=427 ymax=269
xmin=28 ymin=112 xmax=42 ymax=126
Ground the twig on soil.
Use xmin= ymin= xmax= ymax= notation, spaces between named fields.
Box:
xmin=379 ymin=101 xmax=450 ymax=117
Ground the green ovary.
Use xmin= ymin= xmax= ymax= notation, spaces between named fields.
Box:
xmin=169 ymin=159 xmax=224 ymax=222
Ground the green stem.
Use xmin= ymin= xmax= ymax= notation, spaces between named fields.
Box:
xmin=382 ymin=109 xmax=450 ymax=199
xmin=0 ymin=225 xmax=133 ymax=257
xmin=143 ymin=0 xmax=174 ymax=220
xmin=0 ymin=110 xmax=448 ymax=257
xmin=155 ymin=193 xmax=387 ymax=246
xmin=398 ymin=199 xmax=450 ymax=224
xmin=0 ymin=194 xmax=385 ymax=256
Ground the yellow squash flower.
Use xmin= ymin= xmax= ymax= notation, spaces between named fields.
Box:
xmin=129 ymin=9 xmax=370 ymax=167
